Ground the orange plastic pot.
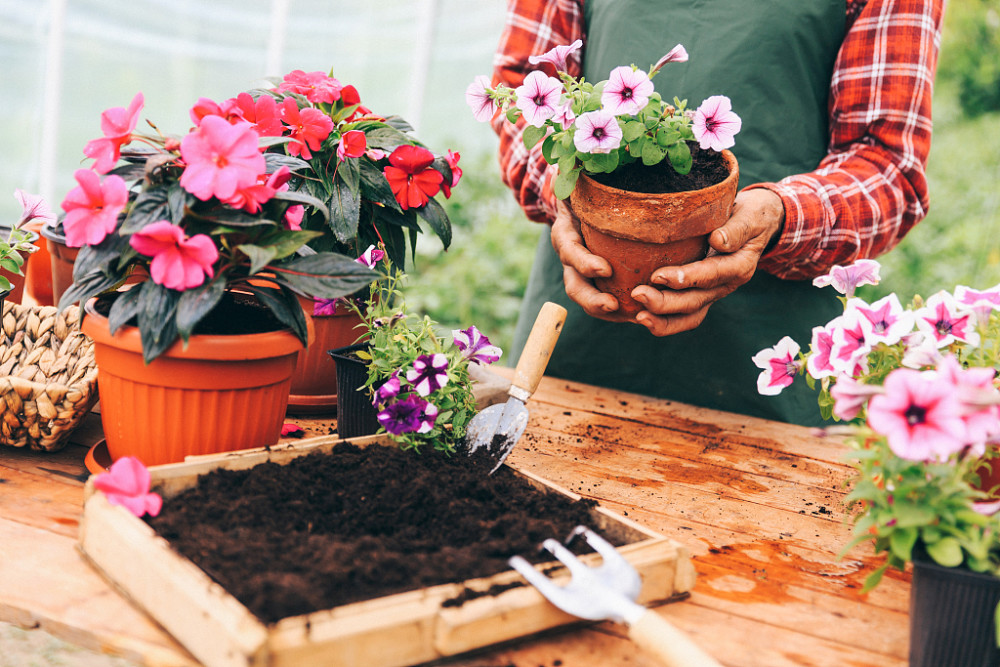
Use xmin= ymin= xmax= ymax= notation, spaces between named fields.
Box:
xmin=569 ymin=149 xmax=739 ymax=318
xmin=287 ymin=295 xmax=366 ymax=415
xmin=82 ymin=297 xmax=309 ymax=467
xmin=40 ymin=222 xmax=77 ymax=306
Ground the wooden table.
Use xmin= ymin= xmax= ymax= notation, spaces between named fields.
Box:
xmin=0 ymin=368 xmax=910 ymax=666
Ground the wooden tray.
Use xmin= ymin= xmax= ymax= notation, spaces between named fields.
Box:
xmin=78 ymin=434 xmax=696 ymax=667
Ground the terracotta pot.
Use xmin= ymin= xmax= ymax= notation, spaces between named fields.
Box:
xmin=287 ymin=296 xmax=366 ymax=415
xmin=40 ymin=222 xmax=77 ymax=306
xmin=569 ymin=150 xmax=739 ymax=318
xmin=0 ymin=226 xmax=40 ymax=305
xmin=82 ymin=296 xmax=308 ymax=467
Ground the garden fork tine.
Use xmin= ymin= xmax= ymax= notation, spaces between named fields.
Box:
xmin=509 ymin=526 xmax=722 ymax=667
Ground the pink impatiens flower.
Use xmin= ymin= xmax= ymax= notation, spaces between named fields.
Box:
xmin=528 ymin=40 xmax=583 ymax=73
xmin=867 ymin=368 xmax=969 ymax=462
xmin=93 ymin=456 xmax=162 ymax=518
xmin=812 ymin=259 xmax=881 ymax=297
xmin=602 ymin=66 xmax=654 ymax=116
xmin=466 ymin=75 xmax=498 ymax=123
xmin=83 ymin=92 xmax=144 ymax=174
xmin=277 ymin=70 xmax=343 ymax=104
xmin=752 ymin=336 xmax=801 ymax=396
xmin=515 ymin=71 xmax=563 ymax=127
xmin=279 ymin=97 xmax=335 ymax=160
xmin=337 ymin=130 xmax=367 ymax=162
xmin=692 ymin=95 xmax=742 ymax=152
xmin=179 ymin=115 xmax=266 ymax=202
xmin=573 ymin=109 xmax=623 ymax=154
xmin=222 ymin=166 xmax=292 ymax=214
xmin=60 ymin=169 xmax=128 ymax=248
xmin=129 ymin=221 xmax=219 ymax=291
xmin=229 ymin=92 xmax=284 ymax=137
xmin=442 ymin=149 xmax=462 ymax=198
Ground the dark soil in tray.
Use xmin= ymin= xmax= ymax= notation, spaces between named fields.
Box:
xmin=590 ymin=142 xmax=729 ymax=193
xmin=147 ymin=442 xmax=618 ymax=624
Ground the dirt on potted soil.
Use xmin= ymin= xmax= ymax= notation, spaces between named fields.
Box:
xmin=146 ymin=441 xmax=617 ymax=624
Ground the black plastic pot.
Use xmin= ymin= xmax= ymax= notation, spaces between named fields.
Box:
xmin=909 ymin=549 xmax=1000 ymax=667
xmin=327 ymin=343 xmax=380 ymax=438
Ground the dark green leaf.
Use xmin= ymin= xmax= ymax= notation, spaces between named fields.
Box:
xmin=272 ymin=190 xmax=329 ymax=221
xmin=241 ymin=282 xmax=309 ymax=344
xmin=415 ymin=197 xmax=452 ymax=251
xmin=358 ymin=159 xmax=401 ymax=212
xmin=329 ymin=173 xmax=362 ymax=243
xmin=122 ymin=187 xmax=170 ymax=234
xmin=272 ymin=252 xmax=378 ymax=300
xmin=137 ymin=282 xmax=180 ymax=364
xmin=108 ymin=287 xmax=143 ymax=335
xmin=238 ymin=244 xmax=279 ymax=275
xmin=264 ymin=152 xmax=312 ymax=173
xmin=58 ymin=269 xmax=124 ymax=310
xmin=167 ymin=184 xmax=189 ymax=224
xmin=176 ymin=279 xmax=226 ymax=341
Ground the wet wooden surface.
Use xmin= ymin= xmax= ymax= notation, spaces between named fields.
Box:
xmin=0 ymin=369 xmax=910 ymax=666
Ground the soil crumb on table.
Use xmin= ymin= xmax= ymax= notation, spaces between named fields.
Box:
xmin=148 ymin=442 xmax=612 ymax=624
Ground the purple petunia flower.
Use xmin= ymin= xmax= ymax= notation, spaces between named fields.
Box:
xmin=573 ymin=109 xmax=623 ymax=154
xmin=466 ymin=75 xmax=497 ymax=123
xmin=406 ymin=353 xmax=449 ymax=396
xmin=648 ymin=44 xmax=689 ymax=77
xmin=313 ymin=298 xmax=338 ymax=316
xmin=356 ymin=244 xmax=385 ymax=269
xmin=452 ymin=325 xmax=503 ymax=365
xmin=514 ymin=71 xmax=563 ymax=127
xmin=372 ymin=374 xmax=402 ymax=407
xmin=376 ymin=394 xmax=439 ymax=435
xmin=528 ymin=40 xmax=583 ymax=73
xmin=601 ymin=66 xmax=654 ymax=116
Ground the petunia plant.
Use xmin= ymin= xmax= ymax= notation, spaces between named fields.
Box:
xmin=1 ymin=189 xmax=45 ymax=293
xmin=467 ymin=41 xmax=741 ymax=199
xmin=752 ymin=260 xmax=1000 ymax=610
xmin=347 ymin=254 xmax=502 ymax=453
xmin=56 ymin=72 xmax=451 ymax=362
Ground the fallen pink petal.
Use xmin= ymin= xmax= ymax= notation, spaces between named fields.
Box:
xmin=93 ymin=456 xmax=162 ymax=518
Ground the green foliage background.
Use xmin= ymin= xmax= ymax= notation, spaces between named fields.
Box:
xmin=411 ymin=4 xmax=1000 ymax=354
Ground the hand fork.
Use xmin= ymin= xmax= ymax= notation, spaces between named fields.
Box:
xmin=509 ymin=526 xmax=722 ymax=667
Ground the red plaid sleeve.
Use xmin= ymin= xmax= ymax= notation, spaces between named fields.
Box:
xmin=754 ymin=0 xmax=945 ymax=280
xmin=491 ymin=0 xmax=584 ymax=223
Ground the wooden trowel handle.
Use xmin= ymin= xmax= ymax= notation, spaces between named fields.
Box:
xmin=511 ymin=302 xmax=568 ymax=399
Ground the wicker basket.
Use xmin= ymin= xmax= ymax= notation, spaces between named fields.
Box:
xmin=0 ymin=302 xmax=99 ymax=451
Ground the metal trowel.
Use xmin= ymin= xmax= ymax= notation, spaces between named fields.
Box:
xmin=461 ymin=301 xmax=567 ymax=474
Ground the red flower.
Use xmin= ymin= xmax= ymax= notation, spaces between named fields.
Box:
xmin=277 ymin=70 xmax=343 ymax=104
xmin=231 ymin=92 xmax=284 ymax=137
xmin=442 ymin=149 xmax=462 ymax=198
xmin=337 ymin=130 xmax=367 ymax=161
xmin=383 ymin=145 xmax=443 ymax=211
xmin=279 ymin=98 xmax=334 ymax=159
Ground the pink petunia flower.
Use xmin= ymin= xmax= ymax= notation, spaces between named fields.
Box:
xmin=601 ymin=66 xmax=654 ymax=116
xmin=406 ymin=353 xmax=450 ymax=396
xmin=914 ymin=291 xmax=980 ymax=348
xmin=830 ymin=376 xmax=884 ymax=421
xmin=277 ymin=70 xmax=343 ymax=104
xmin=901 ymin=332 xmax=945 ymax=369
xmin=15 ymin=189 xmax=55 ymax=228
xmin=528 ymin=40 xmax=583 ymax=73
xmin=92 ymin=456 xmax=162 ymax=518
xmin=83 ymin=92 xmax=144 ymax=174
xmin=280 ymin=423 xmax=305 ymax=438
xmin=515 ymin=71 xmax=563 ymax=127
xmin=573 ymin=109 xmax=623 ymax=154
xmin=954 ymin=284 xmax=1000 ymax=328
xmin=692 ymin=95 xmax=742 ymax=152
xmin=812 ymin=259 xmax=881 ymax=297
xmin=179 ymin=115 xmax=266 ymax=201
xmin=867 ymin=367 xmax=969 ymax=462
xmin=649 ymin=44 xmax=689 ymax=77
xmin=279 ymin=98 xmax=335 ymax=160
xmin=383 ymin=145 xmax=443 ymax=211
xmin=129 ymin=221 xmax=219 ymax=291
xmin=936 ymin=354 xmax=1000 ymax=450
xmin=551 ymin=100 xmax=576 ymax=130
xmin=453 ymin=325 xmax=503 ymax=365
xmin=849 ymin=294 xmax=914 ymax=346
xmin=829 ymin=309 xmax=871 ymax=378
xmin=337 ymin=130 xmax=367 ymax=162
xmin=805 ymin=321 xmax=838 ymax=380
xmin=752 ymin=336 xmax=801 ymax=396
xmin=60 ymin=169 xmax=128 ymax=248
xmin=466 ymin=75 xmax=498 ymax=123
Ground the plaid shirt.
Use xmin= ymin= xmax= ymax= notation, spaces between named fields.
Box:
xmin=491 ymin=0 xmax=945 ymax=280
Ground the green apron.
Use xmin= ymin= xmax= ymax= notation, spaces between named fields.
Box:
xmin=510 ymin=0 xmax=846 ymax=425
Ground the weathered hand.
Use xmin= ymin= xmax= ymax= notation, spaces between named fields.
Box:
xmin=631 ymin=188 xmax=785 ymax=336
xmin=550 ymin=199 xmax=632 ymax=322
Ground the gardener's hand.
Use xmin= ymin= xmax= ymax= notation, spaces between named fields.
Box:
xmin=550 ymin=199 xmax=633 ymax=322
xmin=632 ymin=188 xmax=785 ymax=336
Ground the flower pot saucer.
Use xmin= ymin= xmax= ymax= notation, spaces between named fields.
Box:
xmin=85 ymin=440 xmax=112 ymax=475
xmin=286 ymin=393 xmax=338 ymax=416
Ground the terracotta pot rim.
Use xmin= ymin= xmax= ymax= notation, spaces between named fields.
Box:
xmin=577 ymin=149 xmax=738 ymax=202
xmin=82 ymin=296 xmax=308 ymax=361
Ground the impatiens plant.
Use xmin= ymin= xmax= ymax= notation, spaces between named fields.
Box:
xmin=752 ymin=260 xmax=1000 ymax=614
xmin=348 ymin=255 xmax=502 ymax=452
xmin=467 ymin=41 xmax=741 ymax=199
